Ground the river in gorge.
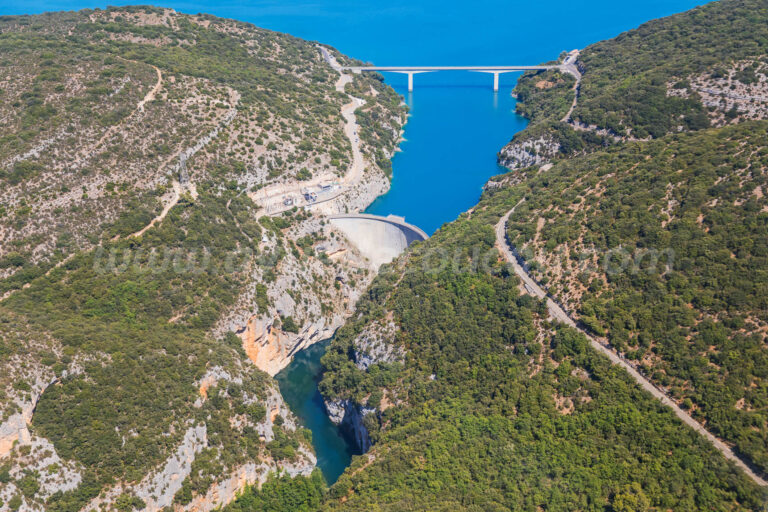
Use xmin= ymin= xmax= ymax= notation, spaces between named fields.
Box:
xmin=3 ymin=0 xmax=710 ymax=485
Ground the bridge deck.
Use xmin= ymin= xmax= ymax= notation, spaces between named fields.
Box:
xmin=345 ymin=65 xmax=555 ymax=72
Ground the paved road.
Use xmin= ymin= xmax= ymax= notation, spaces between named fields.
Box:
xmin=344 ymin=65 xmax=555 ymax=72
xmin=251 ymin=47 xmax=365 ymax=217
xmin=496 ymin=203 xmax=768 ymax=487
xmin=560 ymin=50 xmax=582 ymax=123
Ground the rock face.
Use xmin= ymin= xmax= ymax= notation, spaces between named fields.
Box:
xmin=0 ymin=318 xmax=104 ymax=512
xmin=0 ymin=411 xmax=31 ymax=460
xmin=351 ymin=319 xmax=404 ymax=371
xmin=322 ymin=318 xmax=404 ymax=454
xmin=0 ymin=359 xmax=58 ymax=459
xmin=134 ymin=424 xmax=209 ymax=511
xmin=0 ymin=377 xmax=84 ymax=512
xmin=0 ymin=435 xmax=82 ymax=511
xmin=497 ymin=136 xmax=560 ymax=170
xmin=323 ymin=398 xmax=374 ymax=453
xmin=175 ymin=386 xmax=315 ymax=512
xmin=78 ymin=383 xmax=310 ymax=512
xmin=220 ymin=211 xmax=394 ymax=376
xmin=181 ymin=453 xmax=315 ymax=512
xmin=239 ymin=316 xmax=333 ymax=376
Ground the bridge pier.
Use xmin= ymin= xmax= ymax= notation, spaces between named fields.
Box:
xmin=393 ymin=70 xmax=429 ymax=92
xmin=473 ymin=70 xmax=513 ymax=92
xmin=348 ymin=66 xmax=557 ymax=92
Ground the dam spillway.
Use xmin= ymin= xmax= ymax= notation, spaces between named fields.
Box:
xmin=328 ymin=213 xmax=428 ymax=269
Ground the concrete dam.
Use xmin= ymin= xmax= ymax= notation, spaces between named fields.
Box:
xmin=328 ymin=213 xmax=428 ymax=269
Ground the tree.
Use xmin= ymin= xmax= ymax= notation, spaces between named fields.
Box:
xmin=611 ymin=483 xmax=650 ymax=512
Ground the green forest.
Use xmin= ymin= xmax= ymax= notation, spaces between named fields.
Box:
xmin=504 ymin=121 xmax=768 ymax=475
xmin=2 ymin=0 xmax=768 ymax=510
xmin=502 ymin=0 xmax=768 ymax=169
xmin=574 ymin=0 xmax=768 ymax=138
xmin=2 ymin=185 xmax=311 ymax=511
xmin=317 ymin=185 xmax=766 ymax=510
xmin=310 ymin=0 xmax=768 ymax=509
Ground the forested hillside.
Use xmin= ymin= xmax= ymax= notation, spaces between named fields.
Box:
xmin=0 ymin=6 xmax=401 ymax=276
xmin=503 ymin=121 xmax=768 ymax=474
xmin=0 ymin=6 xmax=405 ymax=511
xmin=499 ymin=0 xmax=768 ymax=170
xmin=313 ymin=0 xmax=768 ymax=510
xmin=316 ymin=182 xmax=766 ymax=510
xmin=3 ymin=1 xmax=768 ymax=511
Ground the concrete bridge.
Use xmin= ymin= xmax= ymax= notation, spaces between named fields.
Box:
xmin=345 ymin=65 xmax=557 ymax=92
xmin=328 ymin=213 xmax=428 ymax=269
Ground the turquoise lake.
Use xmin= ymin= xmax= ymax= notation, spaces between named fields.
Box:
xmin=273 ymin=340 xmax=354 ymax=484
xmin=2 ymin=0 xmax=710 ymax=485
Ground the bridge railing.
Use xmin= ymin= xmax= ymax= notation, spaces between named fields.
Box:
xmin=342 ymin=65 xmax=558 ymax=91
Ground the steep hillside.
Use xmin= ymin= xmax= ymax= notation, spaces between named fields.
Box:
xmin=314 ymin=0 xmax=768 ymax=510
xmin=499 ymin=0 xmax=768 ymax=169
xmin=317 ymin=184 xmax=766 ymax=510
xmin=0 ymin=6 xmax=405 ymax=511
xmin=494 ymin=0 xmax=768 ymax=476
xmin=503 ymin=121 xmax=768 ymax=474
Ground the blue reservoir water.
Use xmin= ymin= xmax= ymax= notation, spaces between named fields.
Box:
xmin=365 ymin=81 xmax=527 ymax=234
xmin=3 ymin=0 xmax=710 ymax=485
xmin=5 ymin=0 xmax=708 ymax=229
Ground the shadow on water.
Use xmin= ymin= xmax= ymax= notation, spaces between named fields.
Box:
xmin=275 ymin=339 xmax=360 ymax=485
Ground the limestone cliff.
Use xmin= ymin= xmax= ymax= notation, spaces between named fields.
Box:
xmin=79 ymin=378 xmax=313 ymax=512
xmin=0 ymin=6 xmax=408 ymax=511
xmin=238 ymin=315 xmax=332 ymax=376
xmin=217 ymin=213 xmax=380 ymax=376
xmin=497 ymin=135 xmax=560 ymax=170
xmin=324 ymin=398 xmax=374 ymax=453
xmin=323 ymin=316 xmax=405 ymax=454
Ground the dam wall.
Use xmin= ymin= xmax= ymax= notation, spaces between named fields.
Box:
xmin=328 ymin=214 xmax=428 ymax=269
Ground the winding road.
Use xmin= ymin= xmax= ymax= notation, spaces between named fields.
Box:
xmin=560 ymin=50 xmax=582 ymax=123
xmin=495 ymin=203 xmax=768 ymax=487
xmin=249 ymin=47 xmax=367 ymax=216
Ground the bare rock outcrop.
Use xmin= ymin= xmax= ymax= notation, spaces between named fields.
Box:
xmin=351 ymin=319 xmax=404 ymax=371
xmin=498 ymin=136 xmax=560 ymax=170
xmin=323 ymin=318 xmax=404 ymax=454
xmin=238 ymin=316 xmax=333 ymax=376
xmin=323 ymin=398 xmax=374 ymax=453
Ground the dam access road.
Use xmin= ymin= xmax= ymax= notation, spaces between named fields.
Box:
xmin=249 ymin=46 xmax=365 ymax=216
xmin=496 ymin=203 xmax=768 ymax=488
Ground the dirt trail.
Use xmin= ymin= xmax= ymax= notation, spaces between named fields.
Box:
xmin=130 ymin=181 xmax=181 ymax=238
xmin=91 ymin=62 xmax=163 ymax=152
xmin=496 ymin=202 xmax=768 ymax=488
xmin=137 ymin=64 xmax=163 ymax=112
xmin=124 ymin=92 xmax=238 ymax=239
